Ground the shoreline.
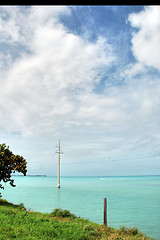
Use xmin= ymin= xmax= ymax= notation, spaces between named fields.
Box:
xmin=0 ymin=198 xmax=155 ymax=240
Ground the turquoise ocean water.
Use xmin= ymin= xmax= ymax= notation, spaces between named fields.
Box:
xmin=2 ymin=175 xmax=160 ymax=240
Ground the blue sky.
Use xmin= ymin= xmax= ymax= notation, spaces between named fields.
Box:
xmin=0 ymin=5 xmax=160 ymax=176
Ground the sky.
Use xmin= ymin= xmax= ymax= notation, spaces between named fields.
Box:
xmin=0 ymin=5 xmax=160 ymax=176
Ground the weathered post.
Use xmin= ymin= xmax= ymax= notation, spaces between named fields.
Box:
xmin=104 ymin=198 xmax=107 ymax=225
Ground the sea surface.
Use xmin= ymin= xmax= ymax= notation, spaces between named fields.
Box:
xmin=2 ymin=175 xmax=160 ymax=240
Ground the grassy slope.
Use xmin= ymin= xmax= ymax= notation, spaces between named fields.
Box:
xmin=0 ymin=199 xmax=154 ymax=240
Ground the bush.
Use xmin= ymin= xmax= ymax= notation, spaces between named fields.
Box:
xmin=18 ymin=202 xmax=26 ymax=211
xmin=120 ymin=226 xmax=139 ymax=236
xmin=50 ymin=208 xmax=77 ymax=219
xmin=128 ymin=227 xmax=139 ymax=236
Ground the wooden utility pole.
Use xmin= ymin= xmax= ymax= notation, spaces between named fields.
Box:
xmin=56 ymin=140 xmax=63 ymax=188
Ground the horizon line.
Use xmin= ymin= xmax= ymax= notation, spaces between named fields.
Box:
xmin=12 ymin=174 xmax=160 ymax=177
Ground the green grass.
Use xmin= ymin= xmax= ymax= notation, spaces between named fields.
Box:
xmin=0 ymin=198 xmax=154 ymax=240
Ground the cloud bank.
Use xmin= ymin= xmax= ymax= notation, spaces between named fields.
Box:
xmin=0 ymin=6 xmax=115 ymax=136
xmin=0 ymin=6 xmax=160 ymax=175
xmin=128 ymin=6 xmax=160 ymax=70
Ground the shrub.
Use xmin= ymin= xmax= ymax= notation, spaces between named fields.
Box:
xmin=128 ymin=227 xmax=139 ymax=236
xmin=18 ymin=202 xmax=26 ymax=210
xmin=50 ymin=208 xmax=77 ymax=219
xmin=120 ymin=226 xmax=139 ymax=236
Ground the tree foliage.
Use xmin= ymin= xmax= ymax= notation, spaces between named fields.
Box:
xmin=0 ymin=143 xmax=27 ymax=197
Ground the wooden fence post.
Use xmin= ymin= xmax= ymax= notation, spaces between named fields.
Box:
xmin=104 ymin=198 xmax=107 ymax=226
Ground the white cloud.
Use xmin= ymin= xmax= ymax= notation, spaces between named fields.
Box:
xmin=0 ymin=6 xmax=70 ymax=44
xmin=0 ymin=6 xmax=159 ymax=135
xmin=128 ymin=6 xmax=160 ymax=70
xmin=0 ymin=6 xmax=115 ymax=136
xmin=0 ymin=6 xmax=160 ymax=176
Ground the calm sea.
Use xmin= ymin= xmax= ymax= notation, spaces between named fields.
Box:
xmin=2 ymin=175 xmax=160 ymax=240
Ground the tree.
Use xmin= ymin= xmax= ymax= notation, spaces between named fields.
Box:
xmin=0 ymin=143 xmax=27 ymax=197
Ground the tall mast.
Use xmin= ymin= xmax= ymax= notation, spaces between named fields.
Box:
xmin=56 ymin=140 xmax=63 ymax=188
xmin=57 ymin=140 xmax=60 ymax=188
